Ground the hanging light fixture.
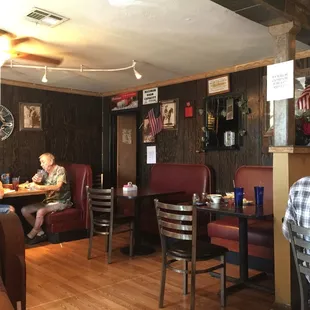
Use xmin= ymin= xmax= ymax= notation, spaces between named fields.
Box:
xmin=41 ymin=66 xmax=48 ymax=83
xmin=132 ymin=60 xmax=142 ymax=79
xmin=3 ymin=60 xmax=143 ymax=82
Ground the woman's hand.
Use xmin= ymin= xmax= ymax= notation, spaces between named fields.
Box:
xmin=32 ymin=174 xmax=43 ymax=183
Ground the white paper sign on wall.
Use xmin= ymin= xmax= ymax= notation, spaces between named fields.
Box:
xmin=143 ymin=88 xmax=158 ymax=105
xmin=267 ymin=60 xmax=294 ymax=101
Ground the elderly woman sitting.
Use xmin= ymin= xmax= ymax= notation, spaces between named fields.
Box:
xmin=21 ymin=152 xmax=72 ymax=245
xmin=0 ymin=181 xmax=15 ymax=214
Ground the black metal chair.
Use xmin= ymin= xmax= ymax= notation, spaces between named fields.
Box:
xmin=154 ymin=199 xmax=228 ymax=310
xmin=92 ymin=173 xmax=104 ymax=189
xmin=288 ymin=220 xmax=310 ymax=310
xmin=87 ymin=186 xmax=134 ymax=264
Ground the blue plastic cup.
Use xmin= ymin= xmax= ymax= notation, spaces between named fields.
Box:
xmin=234 ymin=187 xmax=244 ymax=209
xmin=254 ymin=186 xmax=264 ymax=206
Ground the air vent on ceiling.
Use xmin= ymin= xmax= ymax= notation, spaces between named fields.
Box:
xmin=25 ymin=7 xmax=69 ymax=27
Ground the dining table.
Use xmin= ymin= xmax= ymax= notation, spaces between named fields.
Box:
xmin=3 ymin=188 xmax=48 ymax=198
xmin=115 ymin=188 xmax=184 ymax=256
xmin=196 ymin=200 xmax=274 ymax=294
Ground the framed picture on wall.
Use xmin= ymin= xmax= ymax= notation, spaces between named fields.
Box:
xmin=160 ymin=99 xmax=178 ymax=130
xmin=19 ymin=103 xmax=42 ymax=131
xmin=207 ymin=74 xmax=230 ymax=96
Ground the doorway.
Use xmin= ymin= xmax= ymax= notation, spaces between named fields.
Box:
xmin=111 ymin=112 xmax=138 ymax=188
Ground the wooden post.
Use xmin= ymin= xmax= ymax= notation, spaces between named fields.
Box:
xmin=268 ymin=21 xmax=300 ymax=146
xmin=268 ymin=21 xmax=302 ymax=309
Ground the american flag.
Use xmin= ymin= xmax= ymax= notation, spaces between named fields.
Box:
xmin=297 ymin=84 xmax=310 ymax=110
xmin=148 ymin=105 xmax=163 ymax=137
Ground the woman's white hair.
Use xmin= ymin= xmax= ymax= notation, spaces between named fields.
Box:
xmin=39 ymin=153 xmax=55 ymax=164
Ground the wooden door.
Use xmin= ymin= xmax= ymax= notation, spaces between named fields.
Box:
xmin=116 ymin=114 xmax=137 ymax=188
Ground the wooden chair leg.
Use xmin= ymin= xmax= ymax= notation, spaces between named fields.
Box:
xmin=159 ymin=253 xmax=167 ymax=308
xmin=220 ymin=255 xmax=226 ymax=308
xmin=183 ymin=260 xmax=188 ymax=295
xmin=87 ymin=226 xmax=94 ymax=260
xmin=108 ymin=226 xmax=113 ymax=264
xmin=129 ymin=221 xmax=134 ymax=257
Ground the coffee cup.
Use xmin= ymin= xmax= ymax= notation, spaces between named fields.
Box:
xmin=210 ymin=194 xmax=222 ymax=204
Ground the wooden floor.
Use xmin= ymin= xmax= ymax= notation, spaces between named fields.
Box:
xmin=26 ymin=234 xmax=274 ymax=310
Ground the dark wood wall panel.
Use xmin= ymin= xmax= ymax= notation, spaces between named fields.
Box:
xmin=106 ymin=67 xmax=272 ymax=193
xmin=0 ymin=84 xmax=102 ymax=180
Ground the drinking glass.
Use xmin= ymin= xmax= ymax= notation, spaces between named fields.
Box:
xmin=254 ymin=186 xmax=264 ymax=206
xmin=37 ymin=169 xmax=44 ymax=178
xmin=254 ymin=186 xmax=264 ymax=216
xmin=12 ymin=177 xmax=20 ymax=191
xmin=234 ymin=187 xmax=244 ymax=210
xmin=201 ymin=192 xmax=208 ymax=203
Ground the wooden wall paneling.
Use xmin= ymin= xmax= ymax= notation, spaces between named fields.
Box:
xmin=179 ymin=81 xmax=198 ymax=164
xmin=195 ymin=79 xmax=207 ymax=165
xmin=0 ymin=84 xmax=102 ymax=180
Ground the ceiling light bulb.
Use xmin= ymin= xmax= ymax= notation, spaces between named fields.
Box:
xmin=108 ymin=0 xmax=136 ymax=7
xmin=42 ymin=67 xmax=48 ymax=83
xmin=133 ymin=67 xmax=142 ymax=80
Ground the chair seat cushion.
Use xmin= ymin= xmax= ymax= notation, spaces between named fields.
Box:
xmin=45 ymin=207 xmax=81 ymax=225
xmin=167 ymin=240 xmax=228 ymax=260
xmin=208 ymin=218 xmax=273 ymax=248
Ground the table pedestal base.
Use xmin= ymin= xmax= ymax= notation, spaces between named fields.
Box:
xmin=210 ymin=271 xmax=274 ymax=294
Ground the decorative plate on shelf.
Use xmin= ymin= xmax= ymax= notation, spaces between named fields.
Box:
xmin=0 ymin=105 xmax=14 ymax=141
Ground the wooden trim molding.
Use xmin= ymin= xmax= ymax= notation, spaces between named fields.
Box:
xmin=102 ymin=49 xmax=310 ymax=97
xmin=269 ymin=146 xmax=310 ymax=153
xmin=1 ymin=79 xmax=103 ymax=97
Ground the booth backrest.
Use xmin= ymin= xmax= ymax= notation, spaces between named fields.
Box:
xmin=60 ymin=163 xmax=92 ymax=226
xmin=0 ymin=213 xmax=26 ymax=310
xmin=149 ymin=163 xmax=213 ymax=202
xmin=235 ymin=166 xmax=273 ymax=201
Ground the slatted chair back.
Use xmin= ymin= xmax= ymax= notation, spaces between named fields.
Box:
xmin=154 ymin=199 xmax=197 ymax=253
xmin=86 ymin=186 xmax=114 ymax=233
xmin=92 ymin=173 xmax=104 ymax=189
xmin=288 ymin=220 xmax=310 ymax=310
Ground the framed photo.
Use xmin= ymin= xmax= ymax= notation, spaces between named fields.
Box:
xmin=19 ymin=103 xmax=42 ymax=131
xmin=207 ymin=74 xmax=230 ymax=96
xmin=143 ymin=118 xmax=155 ymax=143
xmin=160 ymin=99 xmax=178 ymax=130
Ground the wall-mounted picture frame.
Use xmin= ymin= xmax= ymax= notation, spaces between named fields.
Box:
xmin=207 ymin=74 xmax=230 ymax=96
xmin=160 ymin=99 xmax=178 ymax=130
xmin=19 ymin=103 xmax=42 ymax=131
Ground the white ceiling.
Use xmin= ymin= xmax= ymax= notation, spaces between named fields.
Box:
xmin=0 ymin=0 xmax=308 ymax=94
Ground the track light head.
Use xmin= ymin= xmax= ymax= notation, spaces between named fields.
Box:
xmin=132 ymin=60 xmax=142 ymax=80
xmin=42 ymin=66 xmax=48 ymax=83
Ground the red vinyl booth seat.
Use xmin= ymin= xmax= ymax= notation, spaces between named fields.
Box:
xmin=208 ymin=166 xmax=274 ymax=260
xmin=140 ymin=163 xmax=213 ymax=235
xmin=45 ymin=163 xmax=92 ymax=236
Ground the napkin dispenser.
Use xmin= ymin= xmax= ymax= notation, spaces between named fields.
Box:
xmin=123 ymin=182 xmax=138 ymax=192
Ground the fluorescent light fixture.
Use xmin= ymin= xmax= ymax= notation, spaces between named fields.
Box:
xmin=108 ymin=0 xmax=136 ymax=6
xmin=42 ymin=66 xmax=48 ymax=83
